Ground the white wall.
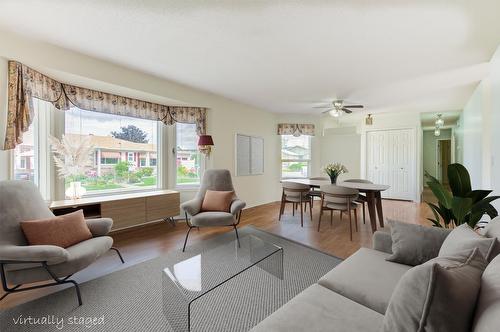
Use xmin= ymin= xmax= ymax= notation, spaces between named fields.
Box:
xmin=0 ymin=31 xmax=282 ymax=208
xmin=459 ymin=45 xmax=500 ymax=211
xmin=422 ymin=128 xmax=452 ymax=184
xmin=320 ymin=129 xmax=361 ymax=182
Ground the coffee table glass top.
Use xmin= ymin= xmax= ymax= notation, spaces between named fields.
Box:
xmin=162 ymin=234 xmax=283 ymax=331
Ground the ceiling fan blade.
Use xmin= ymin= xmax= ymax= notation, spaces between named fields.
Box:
xmin=321 ymin=109 xmax=333 ymax=114
xmin=344 ymin=105 xmax=364 ymax=108
xmin=313 ymin=105 xmax=332 ymax=108
xmin=342 ymin=107 xmax=353 ymax=114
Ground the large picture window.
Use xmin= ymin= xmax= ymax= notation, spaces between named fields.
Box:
xmin=175 ymin=123 xmax=201 ymax=186
xmin=65 ymin=107 xmax=159 ymax=194
xmin=281 ymin=135 xmax=311 ymax=178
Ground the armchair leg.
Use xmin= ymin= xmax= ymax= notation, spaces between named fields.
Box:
xmin=0 ymin=262 xmax=83 ymax=306
xmin=110 ymin=247 xmax=125 ymax=264
xmin=182 ymin=226 xmax=194 ymax=252
xmin=233 ymin=225 xmax=241 ymax=248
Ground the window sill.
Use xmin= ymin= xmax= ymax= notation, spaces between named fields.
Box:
xmin=175 ymin=185 xmax=200 ymax=192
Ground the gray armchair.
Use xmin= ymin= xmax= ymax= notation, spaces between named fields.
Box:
xmin=180 ymin=169 xmax=246 ymax=252
xmin=0 ymin=180 xmax=124 ymax=305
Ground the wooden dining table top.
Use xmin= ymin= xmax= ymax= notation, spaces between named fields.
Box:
xmin=282 ymin=178 xmax=390 ymax=192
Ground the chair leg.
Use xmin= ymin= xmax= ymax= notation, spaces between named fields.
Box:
xmin=340 ymin=211 xmax=343 ymax=221
xmin=362 ymin=202 xmax=366 ymax=224
xmin=300 ymin=200 xmax=304 ymax=227
xmin=278 ymin=199 xmax=285 ymax=221
xmin=349 ymin=209 xmax=353 ymax=241
xmin=309 ymin=199 xmax=313 ymax=220
xmin=182 ymin=226 xmax=194 ymax=252
xmin=110 ymin=247 xmax=125 ymax=264
xmin=292 ymin=203 xmax=295 ymax=216
xmin=330 ymin=210 xmax=333 ymax=225
xmin=354 ymin=209 xmax=358 ymax=232
xmin=233 ymin=225 xmax=241 ymax=247
xmin=317 ymin=207 xmax=323 ymax=232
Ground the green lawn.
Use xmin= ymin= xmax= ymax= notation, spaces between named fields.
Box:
xmin=177 ymin=176 xmax=200 ymax=184
xmin=83 ymin=183 xmax=123 ymax=191
xmin=137 ymin=176 xmax=157 ymax=186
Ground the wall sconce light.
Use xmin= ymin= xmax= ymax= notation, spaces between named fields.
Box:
xmin=198 ymin=135 xmax=214 ymax=156
xmin=365 ymin=114 xmax=373 ymax=125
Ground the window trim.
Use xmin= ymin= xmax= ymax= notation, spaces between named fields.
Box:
xmin=280 ymin=135 xmax=312 ymax=179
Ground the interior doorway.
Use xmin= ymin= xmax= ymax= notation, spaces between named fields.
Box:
xmin=437 ymin=139 xmax=451 ymax=184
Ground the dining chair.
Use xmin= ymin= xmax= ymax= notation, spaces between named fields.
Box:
xmin=279 ymin=182 xmax=313 ymax=227
xmin=318 ymin=184 xmax=359 ymax=240
xmin=343 ymin=179 xmax=372 ymax=224
xmin=307 ymin=177 xmax=329 ymax=208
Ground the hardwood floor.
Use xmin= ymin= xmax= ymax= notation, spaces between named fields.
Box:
xmin=0 ymin=198 xmax=433 ymax=309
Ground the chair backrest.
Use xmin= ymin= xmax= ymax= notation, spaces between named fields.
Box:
xmin=320 ymin=184 xmax=358 ymax=205
xmin=195 ymin=169 xmax=236 ymax=200
xmin=0 ymin=180 xmax=55 ymax=246
xmin=344 ymin=178 xmax=373 ymax=184
xmin=282 ymin=181 xmax=310 ymax=195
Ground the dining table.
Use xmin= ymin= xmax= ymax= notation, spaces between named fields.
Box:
xmin=282 ymin=178 xmax=390 ymax=232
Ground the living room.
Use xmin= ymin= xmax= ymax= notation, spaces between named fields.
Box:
xmin=1 ymin=1 xmax=500 ymax=331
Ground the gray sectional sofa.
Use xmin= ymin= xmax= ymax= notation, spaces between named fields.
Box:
xmin=251 ymin=223 xmax=500 ymax=332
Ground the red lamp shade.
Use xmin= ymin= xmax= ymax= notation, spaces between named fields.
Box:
xmin=198 ymin=135 xmax=214 ymax=146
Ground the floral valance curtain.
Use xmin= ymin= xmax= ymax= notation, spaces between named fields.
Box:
xmin=4 ymin=61 xmax=207 ymax=150
xmin=277 ymin=123 xmax=315 ymax=137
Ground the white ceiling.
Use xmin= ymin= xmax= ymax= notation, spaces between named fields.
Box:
xmin=420 ymin=111 xmax=462 ymax=128
xmin=0 ymin=0 xmax=499 ymax=115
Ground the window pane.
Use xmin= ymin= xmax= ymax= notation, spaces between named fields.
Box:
xmin=281 ymin=135 xmax=311 ymax=160
xmin=176 ymin=123 xmax=201 ymax=186
xmin=13 ymin=121 xmax=36 ymax=182
xmin=64 ymin=107 xmax=158 ymax=195
xmin=281 ymin=161 xmax=309 ymax=178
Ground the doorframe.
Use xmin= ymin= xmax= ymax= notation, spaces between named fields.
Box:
xmin=361 ymin=126 xmax=418 ymax=202
xmin=436 ymin=138 xmax=452 ymax=183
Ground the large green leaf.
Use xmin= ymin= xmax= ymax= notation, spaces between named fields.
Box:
xmin=484 ymin=203 xmax=499 ymax=219
xmin=451 ymin=197 xmax=473 ymax=225
xmin=467 ymin=190 xmax=493 ymax=203
xmin=448 ymin=163 xmax=472 ymax=197
xmin=428 ymin=182 xmax=452 ymax=209
xmin=426 ymin=203 xmax=444 ymax=227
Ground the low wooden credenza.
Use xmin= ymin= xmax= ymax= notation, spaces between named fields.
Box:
xmin=49 ymin=190 xmax=180 ymax=232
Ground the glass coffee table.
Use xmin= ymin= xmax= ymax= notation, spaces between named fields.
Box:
xmin=162 ymin=235 xmax=283 ymax=332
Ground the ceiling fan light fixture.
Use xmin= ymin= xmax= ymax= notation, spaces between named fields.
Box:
xmin=435 ymin=114 xmax=444 ymax=128
xmin=329 ymin=109 xmax=340 ymax=117
xmin=333 ymin=100 xmax=343 ymax=109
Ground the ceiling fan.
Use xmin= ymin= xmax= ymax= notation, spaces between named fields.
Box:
xmin=314 ymin=100 xmax=364 ymax=117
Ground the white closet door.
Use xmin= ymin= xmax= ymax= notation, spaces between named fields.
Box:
xmin=366 ymin=129 xmax=415 ymax=201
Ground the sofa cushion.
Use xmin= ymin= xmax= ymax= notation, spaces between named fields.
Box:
xmin=20 ymin=210 xmax=92 ymax=248
xmin=250 ymin=284 xmax=383 ymax=332
xmin=484 ymin=216 xmax=500 ymax=261
xmin=318 ymin=248 xmax=411 ymax=314
xmin=439 ymin=224 xmax=495 ymax=260
xmin=473 ymin=254 xmax=500 ymax=331
xmin=386 ymin=219 xmax=450 ymax=266
xmin=383 ymin=248 xmax=487 ymax=332
xmin=201 ymin=190 xmax=234 ymax=212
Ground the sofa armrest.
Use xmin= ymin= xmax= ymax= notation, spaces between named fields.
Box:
xmin=0 ymin=244 xmax=69 ymax=265
xmin=372 ymin=231 xmax=393 ymax=254
xmin=86 ymin=217 xmax=113 ymax=237
xmin=230 ymin=199 xmax=246 ymax=216
xmin=181 ymin=198 xmax=203 ymax=216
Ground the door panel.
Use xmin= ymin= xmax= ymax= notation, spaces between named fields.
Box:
xmin=366 ymin=129 xmax=415 ymax=200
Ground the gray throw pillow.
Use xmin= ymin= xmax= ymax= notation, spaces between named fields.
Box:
xmin=439 ymin=224 xmax=495 ymax=260
xmin=386 ymin=219 xmax=450 ymax=266
xmin=484 ymin=216 xmax=500 ymax=261
xmin=382 ymin=248 xmax=487 ymax=332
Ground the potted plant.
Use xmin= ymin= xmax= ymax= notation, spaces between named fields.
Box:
xmin=324 ymin=163 xmax=348 ymax=184
xmin=425 ymin=163 xmax=499 ymax=228
xmin=49 ymin=135 xmax=94 ymax=199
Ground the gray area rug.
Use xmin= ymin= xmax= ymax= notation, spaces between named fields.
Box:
xmin=0 ymin=226 xmax=341 ymax=332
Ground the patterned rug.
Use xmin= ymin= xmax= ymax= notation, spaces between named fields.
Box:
xmin=0 ymin=226 xmax=341 ymax=332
